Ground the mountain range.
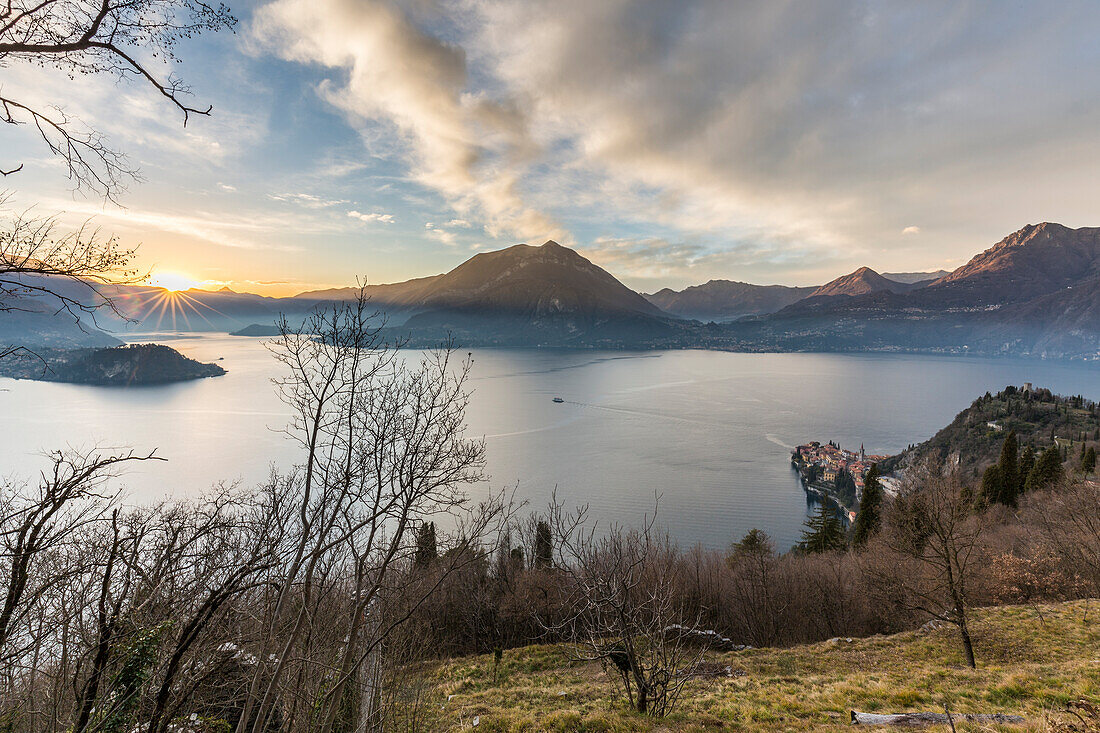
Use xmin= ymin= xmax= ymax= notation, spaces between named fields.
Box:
xmin=5 ymin=223 xmax=1099 ymax=358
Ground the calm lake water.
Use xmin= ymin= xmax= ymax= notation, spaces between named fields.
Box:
xmin=4 ymin=334 xmax=1100 ymax=550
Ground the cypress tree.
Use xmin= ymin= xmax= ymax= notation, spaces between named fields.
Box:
xmin=798 ymin=503 xmax=846 ymax=554
xmin=1018 ymin=445 xmax=1036 ymax=491
xmin=1083 ymin=446 xmax=1097 ymax=477
xmin=414 ymin=521 xmax=437 ymax=570
xmin=1025 ymin=446 xmax=1064 ymax=492
xmin=998 ymin=431 xmax=1019 ymax=505
xmin=980 ymin=464 xmax=1003 ymax=506
xmin=851 ymin=465 xmax=883 ymax=547
xmin=534 ymin=520 xmax=553 ymax=569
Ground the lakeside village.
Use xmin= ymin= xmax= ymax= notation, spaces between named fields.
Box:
xmin=790 ymin=442 xmax=900 ymax=523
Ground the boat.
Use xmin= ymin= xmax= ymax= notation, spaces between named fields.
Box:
xmin=552 ymin=397 xmax=564 ymax=403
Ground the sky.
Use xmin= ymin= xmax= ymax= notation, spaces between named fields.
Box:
xmin=3 ymin=0 xmax=1100 ymax=296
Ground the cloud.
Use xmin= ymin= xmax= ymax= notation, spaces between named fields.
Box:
xmin=424 ymin=221 xmax=459 ymax=245
xmin=23 ymin=195 xmax=325 ymax=252
xmin=253 ymin=0 xmax=564 ymax=243
xmin=902 ymin=226 xmax=921 ymax=235
xmin=270 ymin=192 xmax=349 ymax=208
xmin=348 ymin=210 xmax=395 ymax=224
xmin=253 ymin=0 xmax=1100 ymax=281
xmin=218 ymin=183 xmax=238 ymax=192
xmin=578 ymin=237 xmax=708 ymax=280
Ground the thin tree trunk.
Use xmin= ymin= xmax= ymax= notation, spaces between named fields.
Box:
xmin=956 ymin=606 xmax=976 ymax=669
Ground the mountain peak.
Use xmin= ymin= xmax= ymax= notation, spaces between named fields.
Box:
xmin=931 ymin=222 xmax=1100 ymax=304
xmin=811 ymin=267 xmax=897 ymax=298
xmin=401 ymin=239 xmax=663 ymax=320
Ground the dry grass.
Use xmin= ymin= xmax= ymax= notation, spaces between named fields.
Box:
xmin=403 ymin=600 xmax=1100 ymax=732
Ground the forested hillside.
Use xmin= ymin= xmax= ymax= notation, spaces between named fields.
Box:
xmin=0 ymin=344 xmax=226 ymax=385
xmin=883 ymin=386 xmax=1100 ymax=475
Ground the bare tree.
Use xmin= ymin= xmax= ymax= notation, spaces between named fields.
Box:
xmin=0 ymin=0 xmax=237 ymax=198
xmin=234 ymin=291 xmax=504 ymax=733
xmin=1027 ymin=477 xmax=1100 ymax=596
xmin=0 ymin=198 xmax=144 ymax=359
xmin=0 ymin=448 xmax=159 ymax=666
xmin=723 ymin=530 xmax=789 ymax=647
xmin=869 ymin=461 xmax=986 ymax=668
xmin=546 ymin=500 xmax=708 ymax=717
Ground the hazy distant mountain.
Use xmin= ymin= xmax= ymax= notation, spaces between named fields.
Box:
xmin=108 ymin=285 xmax=305 ymax=332
xmin=881 ymin=270 xmax=952 ymax=284
xmin=0 ymin=274 xmax=124 ymax=348
xmin=6 ymin=224 xmax=1099 ymax=357
xmin=747 ymin=223 xmax=1100 ymax=358
xmin=0 ymin=309 xmax=122 ymax=349
xmin=991 ymin=273 xmax=1100 ymax=356
xmin=810 ymin=267 xmax=920 ymax=298
xmin=294 ymin=274 xmax=444 ymax=306
xmin=644 ymin=280 xmax=816 ymax=321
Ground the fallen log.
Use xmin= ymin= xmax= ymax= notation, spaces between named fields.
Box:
xmin=851 ymin=710 xmax=1025 ymax=726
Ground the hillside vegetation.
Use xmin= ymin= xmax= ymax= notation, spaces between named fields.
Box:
xmin=402 ymin=600 xmax=1099 ymax=732
xmin=884 ymin=386 xmax=1100 ymax=475
xmin=0 ymin=343 xmax=226 ymax=385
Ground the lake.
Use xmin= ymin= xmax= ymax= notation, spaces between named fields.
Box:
xmin=4 ymin=334 xmax=1100 ymax=550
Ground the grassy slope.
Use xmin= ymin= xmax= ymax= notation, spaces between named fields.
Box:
xmin=414 ymin=600 xmax=1099 ymax=732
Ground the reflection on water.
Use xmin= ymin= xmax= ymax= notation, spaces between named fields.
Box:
xmin=4 ymin=334 xmax=1100 ymax=550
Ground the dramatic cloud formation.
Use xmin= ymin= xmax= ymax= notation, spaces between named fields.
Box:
xmin=253 ymin=0 xmax=563 ymax=243
xmin=4 ymin=0 xmax=1100 ymax=292
xmin=247 ymin=0 xmax=1100 ymax=286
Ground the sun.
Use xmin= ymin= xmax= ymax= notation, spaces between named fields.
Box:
xmin=150 ymin=271 xmax=200 ymax=292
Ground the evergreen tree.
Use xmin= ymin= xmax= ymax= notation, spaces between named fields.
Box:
xmin=998 ymin=431 xmax=1019 ymax=504
xmin=980 ymin=464 xmax=1003 ymax=506
xmin=414 ymin=521 xmax=437 ymax=570
xmin=1025 ymin=446 xmax=1064 ymax=492
xmin=1018 ymin=445 xmax=1036 ymax=491
xmin=851 ymin=465 xmax=883 ymax=546
xmin=509 ymin=547 xmax=525 ymax=574
xmin=729 ymin=528 xmax=774 ymax=560
xmin=1083 ymin=446 xmax=1097 ymax=477
xmin=534 ymin=520 xmax=553 ymax=569
xmin=833 ymin=467 xmax=857 ymax=508
xmin=798 ymin=502 xmax=846 ymax=554
xmin=494 ymin=532 xmax=512 ymax=582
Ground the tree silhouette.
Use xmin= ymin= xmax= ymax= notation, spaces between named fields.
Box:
xmin=1 ymin=0 xmax=237 ymax=198
xmin=798 ymin=502 xmax=845 ymax=554
xmin=534 ymin=520 xmax=553 ymax=569
xmin=851 ymin=465 xmax=883 ymax=546
xmin=1025 ymin=446 xmax=1064 ymax=493
xmin=1082 ymin=446 xmax=1096 ymax=477
xmin=997 ymin=431 xmax=1019 ymax=505
xmin=1018 ymin=445 xmax=1036 ymax=492
xmin=980 ymin=465 xmax=1003 ymax=506
xmin=414 ymin=522 xmax=438 ymax=570
xmin=729 ymin=528 xmax=774 ymax=560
